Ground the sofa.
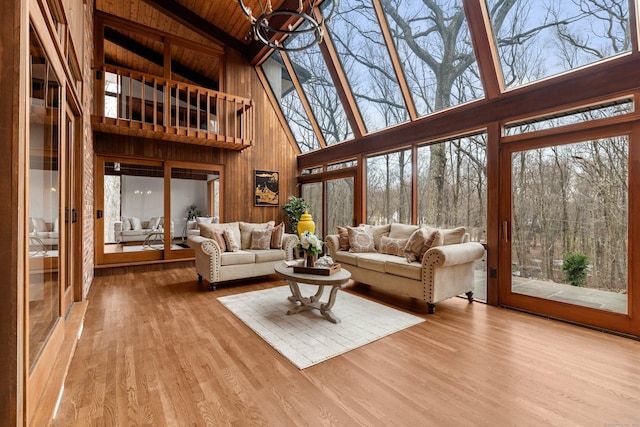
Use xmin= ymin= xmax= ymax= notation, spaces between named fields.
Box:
xmin=187 ymin=220 xmax=299 ymax=291
xmin=114 ymin=216 xmax=174 ymax=244
xmin=326 ymin=223 xmax=485 ymax=313
xmin=29 ymin=217 xmax=58 ymax=251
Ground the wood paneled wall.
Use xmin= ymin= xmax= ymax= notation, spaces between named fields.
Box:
xmin=94 ymin=49 xmax=298 ymax=224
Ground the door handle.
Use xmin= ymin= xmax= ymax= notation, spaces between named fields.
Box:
xmin=72 ymin=208 xmax=78 ymax=223
xmin=503 ymin=220 xmax=509 ymax=242
xmin=97 ymin=210 xmax=103 ymax=219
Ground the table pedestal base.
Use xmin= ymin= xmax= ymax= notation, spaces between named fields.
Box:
xmin=286 ymin=280 xmax=345 ymax=323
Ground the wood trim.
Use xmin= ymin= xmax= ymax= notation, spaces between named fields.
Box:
xmin=319 ymin=30 xmax=366 ymax=139
xmin=486 ymin=121 xmax=500 ymax=306
xmin=371 ymin=0 xmax=418 ymax=121
xmin=139 ymin=0 xmax=244 ymax=53
xmin=498 ymin=121 xmax=639 ymax=336
xmin=463 ymin=0 xmax=502 ymax=98
xmin=27 ymin=319 xmax=63 ymax=423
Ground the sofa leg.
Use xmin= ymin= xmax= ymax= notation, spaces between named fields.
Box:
xmin=209 ymin=283 xmax=217 ymax=292
xmin=198 ymin=274 xmax=202 ymax=286
xmin=466 ymin=291 xmax=474 ymax=303
xmin=427 ymin=303 xmax=436 ymax=314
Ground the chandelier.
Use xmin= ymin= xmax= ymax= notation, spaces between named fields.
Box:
xmin=238 ymin=0 xmax=338 ymax=51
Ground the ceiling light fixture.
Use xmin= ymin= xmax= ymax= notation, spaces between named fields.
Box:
xmin=238 ymin=0 xmax=338 ymax=51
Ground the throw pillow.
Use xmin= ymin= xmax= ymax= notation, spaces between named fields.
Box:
xmin=130 ymin=216 xmax=142 ymax=231
xmin=379 ymin=236 xmax=408 ymax=256
xmin=122 ymin=217 xmax=132 ymax=231
xmin=336 ymin=226 xmax=350 ymax=251
xmin=196 ymin=216 xmax=212 ymax=224
xmin=223 ymin=229 xmax=240 ymax=252
xmin=347 ymin=226 xmax=376 ymax=253
xmin=251 ymin=228 xmax=273 ymax=250
xmin=148 ymin=217 xmax=161 ymax=230
xmin=419 ymin=229 xmax=439 ymax=261
xmin=270 ymin=222 xmax=285 ymax=249
xmin=441 ymin=226 xmax=466 ymax=245
xmin=32 ymin=217 xmax=48 ymax=233
xmin=404 ymin=228 xmax=426 ymax=262
xmin=359 ymin=224 xmax=391 ymax=250
xmin=211 ymin=230 xmax=227 ymax=252
xmin=239 ymin=221 xmax=275 ymax=249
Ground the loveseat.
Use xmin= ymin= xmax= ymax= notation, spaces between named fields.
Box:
xmin=114 ymin=216 xmax=174 ymax=244
xmin=29 ymin=217 xmax=58 ymax=250
xmin=326 ymin=224 xmax=485 ymax=313
xmin=187 ymin=220 xmax=299 ymax=291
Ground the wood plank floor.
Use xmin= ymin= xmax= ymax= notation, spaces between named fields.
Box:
xmin=53 ymin=267 xmax=640 ymax=426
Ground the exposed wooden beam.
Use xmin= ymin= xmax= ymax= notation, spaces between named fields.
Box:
xmin=140 ymin=0 xmax=248 ymax=54
xmin=103 ymin=26 xmax=219 ymax=90
xmin=298 ymin=54 xmax=640 ymax=168
xmin=463 ymin=0 xmax=502 ymax=99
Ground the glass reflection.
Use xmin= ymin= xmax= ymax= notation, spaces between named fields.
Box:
xmin=28 ymin=27 xmax=61 ymax=368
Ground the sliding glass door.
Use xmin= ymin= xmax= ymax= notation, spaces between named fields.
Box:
xmin=499 ymin=125 xmax=639 ymax=334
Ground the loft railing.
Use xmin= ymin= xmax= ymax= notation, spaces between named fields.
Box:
xmin=93 ymin=66 xmax=254 ymax=149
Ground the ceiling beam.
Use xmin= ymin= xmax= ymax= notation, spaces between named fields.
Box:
xmin=140 ymin=0 xmax=248 ymax=54
xmin=104 ymin=26 xmax=219 ymax=90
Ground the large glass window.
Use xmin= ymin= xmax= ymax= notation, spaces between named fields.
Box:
xmin=301 ymin=182 xmax=324 ymax=237
xmin=380 ymin=0 xmax=483 ymax=116
xmin=262 ymin=53 xmax=322 ymax=152
xmin=284 ymin=42 xmax=354 ymax=146
xmin=511 ymin=137 xmax=628 ymax=314
xmin=485 ymin=0 xmax=631 ymax=90
xmin=326 ymin=0 xmax=409 ymax=132
xmin=28 ymin=28 xmax=61 ymax=368
xmin=366 ymin=149 xmax=412 ymax=224
xmin=417 ymin=134 xmax=487 ymax=240
xmin=326 ymin=177 xmax=355 ymax=235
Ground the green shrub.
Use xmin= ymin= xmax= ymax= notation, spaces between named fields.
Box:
xmin=562 ymin=251 xmax=589 ymax=287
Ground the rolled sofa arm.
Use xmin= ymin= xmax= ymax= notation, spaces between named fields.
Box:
xmin=422 ymin=242 xmax=485 ymax=268
xmin=325 ymin=235 xmax=340 ymax=258
xmin=187 ymin=235 xmax=222 ymax=257
xmin=282 ymin=233 xmax=300 ymax=261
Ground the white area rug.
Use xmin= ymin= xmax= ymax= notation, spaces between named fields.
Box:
xmin=218 ymin=285 xmax=425 ymax=369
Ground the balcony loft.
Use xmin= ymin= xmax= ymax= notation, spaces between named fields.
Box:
xmin=92 ymin=66 xmax=254 ymax=150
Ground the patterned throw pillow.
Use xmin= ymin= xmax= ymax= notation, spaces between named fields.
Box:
xmin=347 ymin=226 xmax=376 ymax=253
xmin=404 ymin=228 xmax=438 ymax=263
xmin=404 ymin=228 xmax=426 ymax=262
xmin=223 ymin=228 xmax=240 ymax=252
xmin=337 ymin=226 xmax=350 ymax=251
xmin=251 ymin=228 xmax=273 ymax=250
xmin=419 ymin=229 xmax=439 ymax=260
xmin=211 ymin=230 xmax=227 ymax=252
xmin=270 ymin=222 xmax=285 ymax=249
xmin=379 ymin=236 xmax=408 ymax=256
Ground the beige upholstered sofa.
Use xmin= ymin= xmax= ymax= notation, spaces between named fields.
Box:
xmin=326 ymin=224 xmax=485 ymax=314
xmin=114 ymin=216 xmax=174 ymax=244
xmin=187 ymin=221 xmax=299 ymax=291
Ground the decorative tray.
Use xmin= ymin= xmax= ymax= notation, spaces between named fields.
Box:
xmin=293 ymin=263 xmax=341 ymax=276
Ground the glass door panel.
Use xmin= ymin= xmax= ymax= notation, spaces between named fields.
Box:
xmin=326 ymin=177 xmax=354 ymax=235
xmin=510 ymin=139 xmax=628 ymax=314
xmin=301 ymin=182 xmax=323 ymax=238
xmin=28 ymin=28 xmax=61 ymax=368
xmin=169 ymin=166 xmax=221 ymax=257
xmin=100 ymin=159 xmax=164 ymax=263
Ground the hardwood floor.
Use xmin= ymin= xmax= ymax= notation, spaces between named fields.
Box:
xmin=53 ymin=267 xmax=640 ymax=426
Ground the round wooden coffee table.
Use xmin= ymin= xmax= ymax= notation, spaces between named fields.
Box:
xmin=274 ymin=263 xmax=351 ymax=324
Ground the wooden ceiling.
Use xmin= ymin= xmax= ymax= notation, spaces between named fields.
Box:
xmin=95 ymin=0 xmax=295 ymax=87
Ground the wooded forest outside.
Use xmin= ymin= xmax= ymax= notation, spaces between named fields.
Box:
xmin=511 ymin=136 xmax=628 ymax=306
